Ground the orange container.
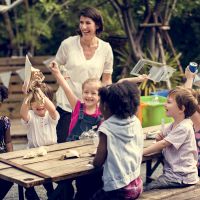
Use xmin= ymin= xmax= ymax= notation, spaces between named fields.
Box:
xmin=136 ymin=102 xmax=147 ymax=124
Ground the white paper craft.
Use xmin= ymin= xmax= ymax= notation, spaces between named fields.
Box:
xmin=16 ymin=68 xmax=25 ymax=81
xmin=0 ymin=71 xmax=12 ymax=88
xmin=43 ymin=57 xmax=55 ymax=67
xmin=24 ymin=55 xmax=40 ymax=93
xmin=130 ymin=59 xmax=176 ymax=82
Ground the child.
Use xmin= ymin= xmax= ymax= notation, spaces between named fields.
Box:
xmin=50 ymin=61 xmax=102 ymax=141
xmin=50 ymin=61 xmax=103 ymax=200
xmin=0 ymin=85 xmax=13 ymax=199
xmin=91 ymin=81 xmax=144 ymax=200
xmin=143 ymin=86 xmax=199 ymax=190
xmin=20 ymin=84 xmax=59 ymax=199
xmin=184 ymin=67 xmax=200 ymax=176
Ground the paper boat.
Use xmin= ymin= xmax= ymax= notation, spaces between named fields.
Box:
xmin=24 ymin=55 xmax=40 ymax=93
xmin=130 ymin=59 xmax=176 ymax=82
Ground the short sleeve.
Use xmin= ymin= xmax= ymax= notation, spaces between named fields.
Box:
xmin=164 ymin=125 xmax=189 ymax=149
xmin=103 ymin=43 xmax=113 ymax=74
xmin=48 ymin=111 xmax=60 ymax=125
xmin=0 ymin=116 xmax=10 ymax=136
xmin=2 ymin=116 xmax=10 ymax=130
xmin=21 ymin=111 xmax=32 ymax=127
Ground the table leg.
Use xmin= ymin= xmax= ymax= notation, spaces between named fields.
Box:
xmin=18 ymin=185 xmax=24 ymax=200
xmin=146 ymin=158 xmax=163 ymax=183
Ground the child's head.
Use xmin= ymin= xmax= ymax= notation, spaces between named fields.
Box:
xmin=0 ymin=85 xmax=8 ymax=104
xmin=98 ymin=81 xmax=140 ymax=119
xmin=30 ymin=84 xmax=54 ymax=116
xmin=166 ymin=86 xmax=198 ymax=118
xmin=82 ymin=78 xmax=102 ymax=108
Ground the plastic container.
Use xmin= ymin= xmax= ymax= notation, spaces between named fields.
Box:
xmin=136 ymin=102 xmax=147 ymax=124
xmin=140 ymin=96 xmax=173 ymax=127
xmin=150 ymin=90 xmax=169 ymax=97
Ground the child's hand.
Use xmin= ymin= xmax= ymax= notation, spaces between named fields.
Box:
xmin=155 ymin=132 xmax=164 ymax=142
xmin=49 ymin=61 xmax=60 ymax=75
xmin=137 ymin=74 xmax=149 ymax=82
xmin=185 ymin=67 xmax=196 ymax=80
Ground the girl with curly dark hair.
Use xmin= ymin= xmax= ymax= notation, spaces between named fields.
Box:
xmin=91 ymin=81 xmax=144 ymax=200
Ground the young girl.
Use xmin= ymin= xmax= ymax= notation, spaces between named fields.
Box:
xmin=50 ymin=61 xmax=102 ymax=141
xmin=0 ymin=85 xmax=13 ymax=199
xmin=20 ymin=84 xmax=59 ymax=199
xmin=91 ymin=81 xmax=144 ymax=200
xmin=50 ymin=61 xmax=103 ymax=200
xmin=143 ymin=86 xmax=199 ymax=190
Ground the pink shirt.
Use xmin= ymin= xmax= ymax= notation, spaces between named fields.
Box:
xmin=68 ymin=100 xmax=101 ymax=135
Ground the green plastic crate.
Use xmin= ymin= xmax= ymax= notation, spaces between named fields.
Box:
xmin=140 ymin=96 xmax=173 ymax=127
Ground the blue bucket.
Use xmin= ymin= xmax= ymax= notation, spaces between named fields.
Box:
xmin=150 ymin=90 xmax=169 ymax=97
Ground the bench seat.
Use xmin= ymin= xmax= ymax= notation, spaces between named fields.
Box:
xmin=139 ymin=181 xmax=200 ymax=199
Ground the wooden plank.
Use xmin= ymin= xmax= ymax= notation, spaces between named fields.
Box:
xmin=0 ymin=139 xmax=95 ymax=160
xmin=139 ymin=182 xmax=200 ymax=200
xmin=0 ymin=56 xmax=51 ymax=65
xmin=0 ymin=158 xmax=51 ymax=179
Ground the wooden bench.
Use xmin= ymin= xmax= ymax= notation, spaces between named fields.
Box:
xmin=0 ymin=56 xmax=58 ymax=118
xmin=139 ymin=181 xmax=200 ymax=199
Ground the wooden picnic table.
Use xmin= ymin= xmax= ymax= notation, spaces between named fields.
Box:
xmin=0 ymin=138 xmax=162 ymax=200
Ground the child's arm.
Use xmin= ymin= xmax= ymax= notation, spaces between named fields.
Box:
xmin=5 ymin=128 xmax=13 ymax=152
xmin=37 ymin=88 xmax=58 ymax=120
xmin=20 ymin=95 xmax=31 ymax=122
xmin=143 ymin=139 xmax=171 ymax=155
xmin=118 ymin=74 xmax=148 ymax=83
xmin=93 ymin=132 xmax=107 ymax=167
xmin=49 ymin=61 xmax=78 ymax=110
xmin=184 ymin=67 xmax=195 ymax=89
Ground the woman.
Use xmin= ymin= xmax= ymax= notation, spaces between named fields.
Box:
xmin=50 ymin=7 xmax=113 ymax=143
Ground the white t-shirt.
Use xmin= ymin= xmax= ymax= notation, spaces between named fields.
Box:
xmin=55 ymin=35 xmax=113 ymax=112
xmin=21 ymin=110 xmax=60 ymax=148
xmin=162 ymin=119 xmax=199 ymax=184
xmin=98 ymin=115 xmax=144 ymax=191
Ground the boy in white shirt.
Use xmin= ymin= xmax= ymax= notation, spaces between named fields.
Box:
xmin=20 ymin=84 xmax=59 ymax=199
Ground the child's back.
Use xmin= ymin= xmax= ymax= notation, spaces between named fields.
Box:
xmin=92 ymin=81 xmax=143 ymax=199
xmin=99 ymin=115 xmax=143 ymax=191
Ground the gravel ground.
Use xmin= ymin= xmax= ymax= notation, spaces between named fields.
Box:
xmin=3 ymin=142 xmax=163 ymax=200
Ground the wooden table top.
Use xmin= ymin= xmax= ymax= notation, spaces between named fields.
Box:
xmin=0 ymin=138 xmax=159 ymax=188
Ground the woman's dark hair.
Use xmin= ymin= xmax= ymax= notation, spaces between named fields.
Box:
xmin=99 ymin=81 xmax=140 ymax=119
xmin=77 ymin=7 xmax=104 ymax=36
xmin=0 ymin=85 xmax=8 ymax=103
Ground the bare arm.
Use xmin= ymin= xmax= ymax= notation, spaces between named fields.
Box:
xmin=20 ymin=95 xmax=31 ymax=122
xmin=102 ymin=73 xmax=112 ymax=86
xmin=118 ymin=74 xmax=148 ymax=83
xmin=5 ymin=128 xmax=13 ymax=152
xmin=49 ymin=61 xmax=78 ymax=110
xmin=93 ymin=132 xmax=107 ymax=167
xmin=184 ymin=67 xmax=195 ymax=89
xmin=143 ymin=139 xmax=171 ymax=155
xmin=37 ymin=88 xmax=58 ymax=120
